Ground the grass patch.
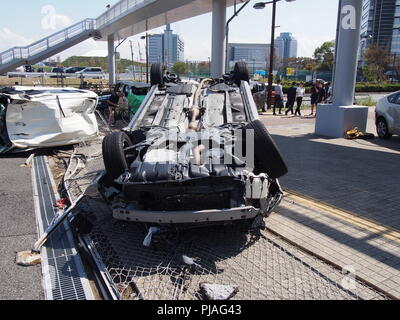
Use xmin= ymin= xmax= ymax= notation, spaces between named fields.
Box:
xmin=355 ymin=97 xmax=376 ymax=107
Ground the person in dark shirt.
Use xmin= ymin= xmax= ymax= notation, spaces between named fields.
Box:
xmin=317 ymin=81 xmax=326 ymax=116
xmin=285 ymin=82 xmax=297 ymax=116
xmin=310 ymin=83 xmax=319 ymax=116
xmin=107 ymin=90 xmax=122 ymax=125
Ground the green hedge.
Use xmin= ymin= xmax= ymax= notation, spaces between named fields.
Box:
xmin=279 ymin=83 xmax=400 ymax=93
xmin=355 ymin=83 xmax=400 ymax=92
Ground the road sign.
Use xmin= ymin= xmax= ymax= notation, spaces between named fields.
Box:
xmin=287 ymin=68 xmax=295 ymax=76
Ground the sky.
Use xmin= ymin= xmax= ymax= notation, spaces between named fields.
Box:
xmin=0 ymin=0 xmax=340 ymax=62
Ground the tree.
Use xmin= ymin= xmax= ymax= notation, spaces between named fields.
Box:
xmin=363 ymin=45 xmax=390 ymax=82
xmin=281 ymin=57 xmax=317 ymax=70
xmin=172 ymin=62 xmax=187 ymax=75
xmin=313 ymin=41 xmax=335 ymax=71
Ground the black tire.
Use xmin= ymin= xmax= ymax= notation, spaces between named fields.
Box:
xmin=376 ymin=117 xmax=392 ymax=139
xmin=244 ymin=120 xmax=288 ymax=179
xmin=233 ymin=62 xmax=250 ymax=87
xmin=150 ymin=63 xmax=165 ymax=86
xmin=102 ymin=132 xmax=133 ymax=181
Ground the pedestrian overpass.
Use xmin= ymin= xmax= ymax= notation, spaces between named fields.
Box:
xmin=0 ymin=0 xmax=245 ymax=80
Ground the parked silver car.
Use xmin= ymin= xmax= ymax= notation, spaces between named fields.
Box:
xmin=376 ymin=91 xmax=400 ymax=139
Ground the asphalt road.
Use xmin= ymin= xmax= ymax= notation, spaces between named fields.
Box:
xmin=0 ymin=152 xmax=43 ymax=300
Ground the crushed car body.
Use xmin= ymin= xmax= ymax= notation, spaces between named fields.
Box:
xmin=101 ymin=62 xmax=288 ymax=225
xmin=0 ymin=86 xmax=99 ymax=153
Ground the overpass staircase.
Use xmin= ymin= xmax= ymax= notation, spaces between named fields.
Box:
xmin=0 ymin=19 xmax=101 ymax=75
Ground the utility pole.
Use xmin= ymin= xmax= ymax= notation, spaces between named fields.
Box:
xmin=129 ymin=40 xmax=135 ymax=80
xmin=141 ymin=33 xmax=150 ymax=83
xmin=146 ymin=32 xmax=149 ymax=83
xmin=138 ymin=42 xmax=143 ymax=82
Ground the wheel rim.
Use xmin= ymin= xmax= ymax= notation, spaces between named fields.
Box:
xmin=123 ymin=139 xmax=134 ymax=164
xmin=377 ymin=120 xmax=387 ymax=137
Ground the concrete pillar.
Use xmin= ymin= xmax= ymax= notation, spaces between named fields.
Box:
xmin=211 ymin=0 xmax=226 ymax=78
xmin=315 ymin=0 xmax=368 ymax=138
xmin=108 ymin=34 xmax=116 ymax=86
xmin=333 ymin=0 xmax=362 ymax=106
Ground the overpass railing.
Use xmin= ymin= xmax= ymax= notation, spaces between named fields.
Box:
xmin=96 ymin=0 xmax=147 ymax=29
xmin=0 ymin=19 xmax=96 ymax=67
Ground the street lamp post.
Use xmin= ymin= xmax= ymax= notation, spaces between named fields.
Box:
xmin=141 ymin=33 xmax=150 ymax=83
xmin=225 ymin=1 xmax=250 ymax=74
xmin=254 ymin=0 xmax=296 ymax=111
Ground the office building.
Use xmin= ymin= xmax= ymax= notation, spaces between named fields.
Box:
xmin=275 ymin=32 xmax=298 ymax=60
xmin=227 ymin=43 xmax=279 ymax=72
xmin=360 ymin=0 xmax=400 ymax=59
xmin=148 ymin=24 xmax=185 ymax=67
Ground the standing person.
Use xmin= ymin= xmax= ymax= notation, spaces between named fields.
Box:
xmin=317 ymin=81 xmax=326 ymax=114
xmin=285 ymin=82 xmax=297 ymax=116
xmin=295 ymin=82 xmax=305 ymax=116
xmin=273 ymin=80 xmax=284 ymax=115
xmin=310 ymin=83 xmax=319 ymax=116
xmin=325 ymin=81 xmax=332 ymax=103
xmin=107 ymin=90 xmax=121 ymax=126
xmin=324 ymin=81 xmax=331 ymax=103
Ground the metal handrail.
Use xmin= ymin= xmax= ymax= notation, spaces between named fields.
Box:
xmin=0 ymin=0 xmax=149 ymax=67
xmin=96 ymin=0 xmax=147 ymax=29
xmin=0 ymin=18 xmax=96 ymax=66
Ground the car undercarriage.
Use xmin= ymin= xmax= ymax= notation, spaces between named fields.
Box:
xmin=101 ymin=63 xmax=288 ymax=225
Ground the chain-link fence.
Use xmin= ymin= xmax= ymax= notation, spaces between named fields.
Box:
xmin=84 ymin=200 xmax=388 ymax=300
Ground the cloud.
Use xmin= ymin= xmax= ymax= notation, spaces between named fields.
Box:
xmin=53 ymin=14 xmax=74 ymax=29
xmin=296 ymin=33 xmax=336 ymax=58
xmin=0 ymin=28 xmax=33 ymax=51
xmin=41 ymin=5 xmax=73 ymax=31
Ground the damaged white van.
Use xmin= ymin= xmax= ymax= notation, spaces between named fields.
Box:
xmin=0 ymin=86 xmax=99 ymax=153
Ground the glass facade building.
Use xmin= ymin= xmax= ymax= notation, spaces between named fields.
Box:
xmin=227 ymin=43 xmax=279 ymax=72
xmin=360 ymin=0 xmax=400 ymax=56
xmin=148 ymin=24 xmax=185 ymax=67
xmin=275 ymin=33 xmax=298 ymax=60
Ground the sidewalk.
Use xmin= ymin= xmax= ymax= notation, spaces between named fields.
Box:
xmin=0 ymin=153 xmax=43 ymax=300
xmin=261 ymin=108 xmax=400 ymax=298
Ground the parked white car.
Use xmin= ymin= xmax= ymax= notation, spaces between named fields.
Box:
xmin=0 ymin=86 xmax=99 ymax=153
xmin=76 ymin=67 xmax=105 ymax=79
xmin=376 ymin=91 xmax=400 ymax=139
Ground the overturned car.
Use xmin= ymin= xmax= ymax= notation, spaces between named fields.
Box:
xmin=101 ymin=63 xmax=288 ymax=225
xmin=0 ymin=86 xmax=99 ymax=153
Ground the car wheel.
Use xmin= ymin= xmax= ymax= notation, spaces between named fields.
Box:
xmin=233 ymin=62 xmax=250 ymax=87
xmin=243 ymin=120 xmax=288 ymax=179
xmin=102 ymin=132 xmax=133 ymax=182
xmin=150 ymin=63 xmax=165 ymax=86
xmin=376 ymin=117 xmax=392 ymax=139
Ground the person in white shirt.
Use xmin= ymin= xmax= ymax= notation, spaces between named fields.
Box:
xmin=273 ymin=80 xmax=284 ymax=115
xmin=295 ymin=82 xmax=305 ymax=116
